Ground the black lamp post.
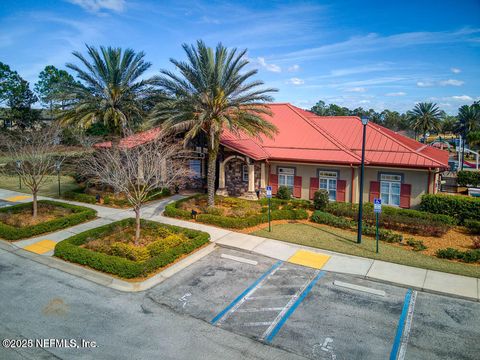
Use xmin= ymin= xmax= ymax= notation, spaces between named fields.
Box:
xmin=357 ymin=116 xmax=369 ymax=244
xmin=16 ymin=160 xmax=21 ymax=190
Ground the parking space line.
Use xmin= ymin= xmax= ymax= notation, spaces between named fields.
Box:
xmin=390 ymin=289 xmax=417 ymax=360
xmin=247 ymin=295 xmax=293 ymax=300
xmin=211 ymin=260 xmax=283 ymax=325
xmin=263 ymin=270 xmax=326 ymax=343
xmin=236 ymin=307 xmax=284 ymax=313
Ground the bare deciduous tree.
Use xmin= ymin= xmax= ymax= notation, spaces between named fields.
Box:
xmin=2 ymin=125 xmax=64 ymax=217
xmin=82 ymin=132 xmax=192 ymax=243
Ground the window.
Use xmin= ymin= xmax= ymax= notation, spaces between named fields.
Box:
xmin=242 ymin=165 xmax=249 ymax=182
xmin=318 ymin=170 xmax=338 ymax=201
xmin=189 ymin=159 xmax=201 ymax=178
xmin=278 ymin=167 xmax=295 ymax=190
xmin=380 ymin=173 xmax=402 ymax=206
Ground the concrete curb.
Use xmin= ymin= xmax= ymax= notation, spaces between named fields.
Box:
xmin=6 ymin=242 xmax=217 ymax=292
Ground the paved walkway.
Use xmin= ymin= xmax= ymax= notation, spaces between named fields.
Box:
xmin=0 ymin=188 xmax=478 ymax=301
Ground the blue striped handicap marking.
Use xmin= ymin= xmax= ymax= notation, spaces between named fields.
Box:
xmin=211 ymin=260 xmax=283 ymax=325
xmin=264 ymin=270 xmax=326 ymax=343
xmin=390 ymin=289 xmax=417 ymax=360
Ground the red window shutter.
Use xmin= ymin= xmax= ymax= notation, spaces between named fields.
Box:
xmin=293 ymin=176 xmax=302 ymax=198
xmin=269 ymin=174 xmax=278 ymax=195
xmin=400 ymin=183 xmax=412 ymax=208
xmin=309 ymin=177 xmax=319 ymax=200
xmin=369 ymin=181 xmax=380 ymax=203
xmin=336 ymin=180 xmax=346 ymax=202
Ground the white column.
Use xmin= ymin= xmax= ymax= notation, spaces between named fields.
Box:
xmin=260 ymin=162 xmax=266 ymax=189
xmin=219 ymin=161 xmax=225 ymax=188
xmin=248 ymin=164 xmax=255 ymax=192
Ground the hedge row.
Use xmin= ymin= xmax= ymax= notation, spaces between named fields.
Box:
xmin=164 ymin=195 xmax=309 ymax=229
xmin=325 ymin=202 xmax=456 ymax=237
xmin=0 ymin=200 xmax=97 ymax=240
xmin=465 ymin=219 xmax=480 ymax=235
xmin=457 ymin=170 xmax=480 ymax=187
xmin=436 ymin=247 xmax=480 ymax=263
xmin=63 ymin=190 xmax=96 ymax=204
xmin=54 ymin=218 xmax=210 ymax=278
xmin=310 ymin=210 xmax=403 ymax=243
xmin=420 ymin=194 xmax=480 ymax=224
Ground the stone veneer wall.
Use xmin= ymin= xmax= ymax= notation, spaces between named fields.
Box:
xmin=225 ymin=159 xmax=261 ymax=197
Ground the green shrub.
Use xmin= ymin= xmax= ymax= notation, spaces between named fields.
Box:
xmin=436 ymin=247 xmax=480 ymax=263
xmin=111 ymin=242 xmax=150 ymax=262
xmin=457 ymin=170 xmax=480 ymax=187
xmin=277 ymin=186 xmax=291 ymax=200
xmin=326 ymin=201 xmax=456 ymax=236
xmin=313 ymin=189 xmax=329 ymax=211
xmin=147 ymin=234 xmax=188 ymax=257
xmin=205 ymin=206 xmax=225 ymax=216
xmin=465 ymin=219 xmax=480 ymax=234
xmin=406 ymin=238 xmax=427 ymax=251
xmin=436 ymin=247 xmax=462 ymax=260
xmin=54 ymin=219 xmax=210 ymax=278
xmin=0 ymin=200 xmax=96 ymax=240
xmin=420 ymin=194 xmax=480 ymax=224
xmin=63 ymin=190 xmax=97 ymax=204
xmin=310 ymin=210 xmax=402 ymax=243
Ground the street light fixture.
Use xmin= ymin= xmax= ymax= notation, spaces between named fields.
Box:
xmin=357 ymin=116 xmax=369 ymax=244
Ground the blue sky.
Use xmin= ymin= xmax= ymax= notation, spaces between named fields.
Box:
xmin=0 ymin=0 xmax=479 ymax=114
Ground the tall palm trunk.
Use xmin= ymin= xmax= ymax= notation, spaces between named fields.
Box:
xmin=207 ymin=129 xmax=220 ymax=207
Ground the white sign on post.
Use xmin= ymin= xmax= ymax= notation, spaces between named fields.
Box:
xmin=373 ymin=198 xmax=382 ymax=213
xmin=266 ymin=186 xmax=272 ymax=198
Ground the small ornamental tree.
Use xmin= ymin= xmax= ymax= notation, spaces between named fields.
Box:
xmin=81 ymin=132 xmax=192 ymax=243
xmin=2 ymin=125 xmax=64 ymax=217
xmin=313 ymin=189 xmax=329 ymax=210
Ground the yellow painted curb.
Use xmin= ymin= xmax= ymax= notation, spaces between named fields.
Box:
xmin=288 ymin=249 xmax=331 ymax=269
xmin=23 ymin=240 xmax=56 ymax=254
xmin=5 ymin=195 xmax=31 ymax=202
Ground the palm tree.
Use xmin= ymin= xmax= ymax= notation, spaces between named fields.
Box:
xmin=457 ymin=104 xmax=480 ymax=169
xmin=151 ymin=40 xmax=277 ymax=207
xmin=58 ymin=45 xmax=159 ymax=136
xmin=407 ymin=102 xmax=442 ymax=142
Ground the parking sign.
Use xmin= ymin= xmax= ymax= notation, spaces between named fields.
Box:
xmin=266 ymin=186 xmax=272 ymax=198
xmin=373 ymin=198 xmax=382 ymax=213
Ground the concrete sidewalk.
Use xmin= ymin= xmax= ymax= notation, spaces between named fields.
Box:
xmin=1 ymin=188 xmax=479 ymax=301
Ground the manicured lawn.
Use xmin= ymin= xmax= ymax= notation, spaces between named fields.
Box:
xmin=0 ymin=175 xmax=81 ymax=198
xmin=251 ymin=222 xmax=480 ymax=278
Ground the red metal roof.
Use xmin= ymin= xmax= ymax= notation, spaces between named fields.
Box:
xmin=93 ymin=103 xmax=449 ymax=169
xmin=222 ymin=103 xmax=448 ymax=169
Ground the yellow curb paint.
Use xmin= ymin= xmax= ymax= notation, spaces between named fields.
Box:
xmin=5 ymin=195 xmax=31 ymax=202
xmin=23 ymin=240 xmax=56 ymax=254
xmin=287 ymin=250 xmax=331 ymax=269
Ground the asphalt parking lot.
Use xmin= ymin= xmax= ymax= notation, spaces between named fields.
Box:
xmin=148 ymin=247 xmax=480 ymax=360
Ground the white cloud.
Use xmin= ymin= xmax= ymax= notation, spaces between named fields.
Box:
xmin=256 ymin=57 xmax=281 ymax=72
xmin=416 ymin=81 xmax=434 ymax=87
xmin=67 ymin=0 xmax=125 ymax=13
xmin=439 ymin=79 xmax=464 ymax=86
xmin=286 ymin=77 xmax=304 ymax=85
xmin=288 ymin=64 xmax=300 ymax=72
xmin=345 ymin=87 xmax=367 ymax=93
xmin=451 ymin=67 xmax=461 ymax=74
xmin=450 ymin=95 xmax=473 ymax=101
xmin=358 ymin=100 xmax=370 ymax=104
xmin=385 ymin=92 xmax=406 ymax=96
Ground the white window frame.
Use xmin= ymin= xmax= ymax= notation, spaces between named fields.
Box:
xmin=278 ymin=167 xmax=295 ymax=190
xmin=242 ymin=165 xmax=249 ymax=182
xmin=318 ymin=170 xmax=338 ymax=201
xmin=380 ymin=173 xmax=402 ymax=207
